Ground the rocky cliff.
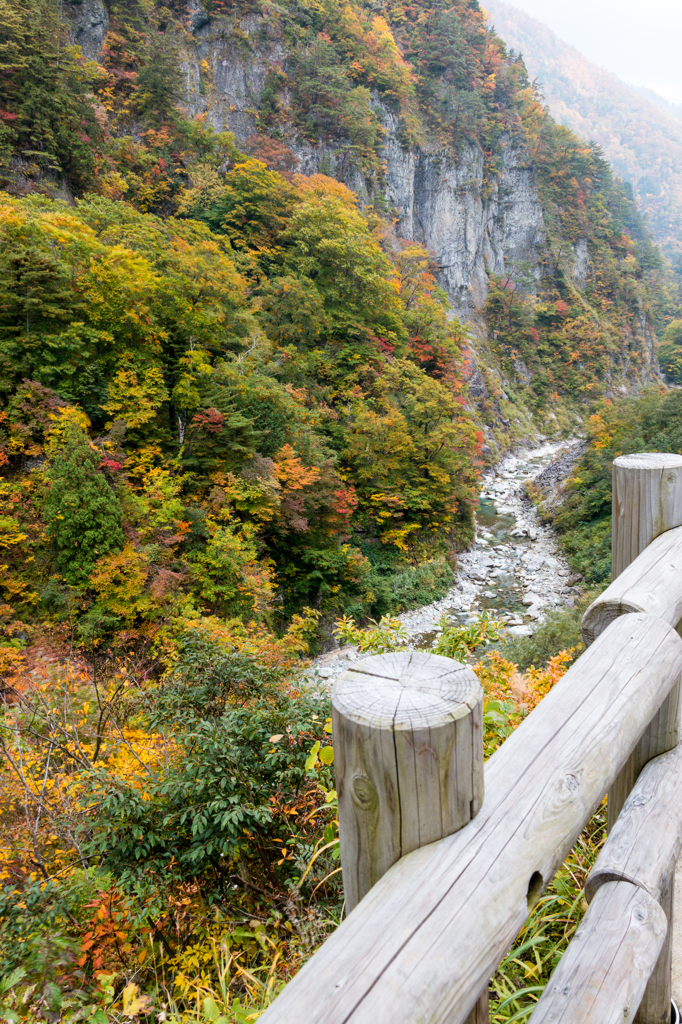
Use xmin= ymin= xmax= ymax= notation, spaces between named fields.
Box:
xmin=177 ymin=10 xmax=547 ymax=318
xmin=59 ymin=0 xmax=664 ymax=439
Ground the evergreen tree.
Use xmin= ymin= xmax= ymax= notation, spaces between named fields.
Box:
xmin=44 ymin=421 xmax=125 ymax=585
xmin=135 ymin=21 xmax=183 ymax=126
xmin=0 ymin=0 xmax=101 ymax=192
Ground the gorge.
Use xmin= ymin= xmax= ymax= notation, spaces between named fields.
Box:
xmin=0 ymin=0 xmax=681 ymax=1019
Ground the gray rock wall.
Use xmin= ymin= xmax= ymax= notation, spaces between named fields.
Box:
xmin=184 ymin=17 xmax=546 ymax=316
xmin=63 ymin=0 xmax=109 ymax=60
xmin=62 ymin=4 xmax=659 ymax=387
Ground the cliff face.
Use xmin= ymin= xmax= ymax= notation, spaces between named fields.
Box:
xmin=64 ymin=0 xmax=109 ymax=59
xmin=180 ymin=12 xmax=546 ymax=318
xmin=61 ymin=0 xmax=662 ymax=430
xmin=384 ymin=137 xmax=547 ymax=313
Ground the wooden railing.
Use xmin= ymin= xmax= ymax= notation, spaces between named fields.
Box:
xmin=260 ymin=452 xmax=682 ymax=1024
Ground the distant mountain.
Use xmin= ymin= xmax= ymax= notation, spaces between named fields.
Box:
xmin=632 ymin=87 xmax=682 ymax=125
xmin=484 ymin=0 xmax=682 ymax=258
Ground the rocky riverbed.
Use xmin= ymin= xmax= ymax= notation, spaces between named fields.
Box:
xmin=308 ymin=439 xmax=584 ymax=686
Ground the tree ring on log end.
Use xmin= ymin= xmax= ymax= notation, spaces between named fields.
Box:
xmin=332 ymin=650 xmax=482 ymax=730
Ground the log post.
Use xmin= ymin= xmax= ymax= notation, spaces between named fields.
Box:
xmin=259 ymin=615 xmax=682 ymax=1024
xmin=331 ymin=650 xmax=484 ymax=913
xmin=332 ymin=650 xmax=487 ymax=1024
xmin=601 ymin=453 xmax=682 ymax=828
xmin=605 ymin=453 xmax=682 ymax=1024
xmin=611 ymin=453 xmax=682 ymax=581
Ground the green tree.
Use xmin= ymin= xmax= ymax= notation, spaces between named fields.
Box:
xmin=659 ymin=319 xmax=682 ymax=383
xmin=0 ymin=0 xmax=101 ymax=191
xmin=135 ymin=22 xmax=184 ymax=127
xmin=44 ymin=420 xmax=125 ymax=585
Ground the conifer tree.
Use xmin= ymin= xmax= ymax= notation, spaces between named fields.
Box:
xmin=135 ymin=20 xmax=183 ymax=127
xmin=44 ymin=421 xmax=125 ymax=585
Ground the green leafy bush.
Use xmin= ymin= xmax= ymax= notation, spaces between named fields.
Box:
xmin=500 ymin=595 xmax=600 ymax=671
xmin=546 ymin=388 xmax=682 ymax=583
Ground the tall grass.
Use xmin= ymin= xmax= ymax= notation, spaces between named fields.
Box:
xmin=490 ymin=805 xmax=607 ymax=1022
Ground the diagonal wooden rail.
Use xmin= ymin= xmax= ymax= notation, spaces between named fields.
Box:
xmin=259 ymin=452 xmax=682 ymax=1024
xmin=262 ymin=618 xmax=682 ymax=1024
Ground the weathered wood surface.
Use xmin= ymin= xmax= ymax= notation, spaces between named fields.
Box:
xmin=259 ymin=614 xmax=682 ymax=1024
xmin=332 ymin=651 xmax=484 ymax=911
xmin=612 ymin=453 xmax=682 ymax=581
xmin=581 ymin=519 xmax=682 ymax=838
xmin=634 ymin=885 xmax=674 ymax=1024
xmin=604 ymin=453 xmax=682 ymax=832
xmin=586 ymin=742 xmax=682 ymax=1024
xmin=587 ymin=742 xmax=682 ymax=903
xmin=605 ymin=689 xmax=681 ymax=834
xmin=582 ymin=524 xmax=682 ymax=646
xmin=464 ymin=989 xmax=489 ymax=1024
xmin=528 ymin=881 xmax=667 ymax=1024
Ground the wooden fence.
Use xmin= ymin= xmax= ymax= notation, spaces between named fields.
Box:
xmin=260 ymin=452 xmax=682 ymax=1024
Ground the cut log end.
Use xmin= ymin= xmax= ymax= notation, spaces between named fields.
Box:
xmin=614 ymin=454 xmax=682 ymax=471
xmin=332 ymin=650 xmax=483 ymax=730
xmin=332 ymin=650 xmax=484 ymax=912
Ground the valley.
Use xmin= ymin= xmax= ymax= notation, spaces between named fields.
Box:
xmin=0 ymin=0 xmax=680 ymax=1019
xmin=311 ymin=439 xmax=580 ymax=685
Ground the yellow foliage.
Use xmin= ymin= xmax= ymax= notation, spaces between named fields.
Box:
xmin=89 ymin=545 xmax=151 ymax=617
xmin=102 ymin=364 xmax=169 ymax=430
xmin=272 ymin=445 xmax=321 ymax=490
xmin=293 ymin=173 xmax=358 ymax=208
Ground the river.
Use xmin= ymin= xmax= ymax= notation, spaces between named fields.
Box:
xmin=310 ymin=439 xmax=583 ymax=686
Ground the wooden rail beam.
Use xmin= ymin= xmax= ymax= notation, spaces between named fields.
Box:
xmin=528 ymin=881 xmax=667 ymax=1024
xmin=259 ymin=614 xmax=682 ymax=1024
xmin=582 ymin=525 xmax=682 ymax=647
xmin=528 ymin=740 xmax=682 ymax=1024
xmin=581 ymin=452 xmax=682 ymax=1021
xmin=586 ymin=742 xmax=682 ymax=1024
xmin=596 ymin=453 xmax=682 ymax=829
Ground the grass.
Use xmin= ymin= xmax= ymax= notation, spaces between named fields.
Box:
xmin=490 ymin=806 xmax=607 ymax=1022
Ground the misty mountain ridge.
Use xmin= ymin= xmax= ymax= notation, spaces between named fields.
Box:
xmin=484 ymin=0 xmax=682 ymax=258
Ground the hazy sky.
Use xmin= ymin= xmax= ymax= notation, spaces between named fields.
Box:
xmin=500 ymin=0 xmax=682 ymax=104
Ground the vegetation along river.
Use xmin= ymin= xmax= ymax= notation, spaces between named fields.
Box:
xmin=311 ymin=439 xmax=584 ymax=686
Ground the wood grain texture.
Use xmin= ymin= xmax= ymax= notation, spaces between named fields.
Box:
xmin=586 ymin=743 xmax=682 ymax=1024
xmin=605 ymin=454 xmax=682 ymax=832
xmin=259 ymin=614 xmax=682 ymax=1024
xmin=464 ymin=988 xmax=489 ymax=1024
xmin=612 ymin=453 xmax=682 ymax=581
xmin=634 ymin=882 xmax=673 ymax=1024
xmin=332 ymin=651 xmax=484 ymax=911
xmin=586 ymin=742 xmax=682 ymax=904
xmin=528 ymin=881 xmax=667 ymax=1024
xmin=582 ymin=524 xmax=682 ymax=646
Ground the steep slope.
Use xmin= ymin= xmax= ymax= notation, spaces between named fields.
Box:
xmin=60 ymin=0 xmax=666 ymax=413
xmin=0 ymin=0 xmax=673 ymax=653
xmin=484 ymin=0 xmax=682 ymax=261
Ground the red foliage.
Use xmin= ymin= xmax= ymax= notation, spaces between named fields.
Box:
xmin=243 ymin=134 xmax=299 ymax=175
xmin=191 ymin=408 xmax=225 ymax=434
xmin=332 ymin=486 xmax=358 ymax=517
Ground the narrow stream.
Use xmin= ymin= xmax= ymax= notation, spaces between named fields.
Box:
xmin=311 ymin=439 xmax=582 ymax=684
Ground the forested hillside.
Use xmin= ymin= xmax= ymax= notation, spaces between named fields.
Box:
xmin=485 ymin=0 xmax=682 ymax=262
xmin=0 ymin=0 xmax=679 ymax=1018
